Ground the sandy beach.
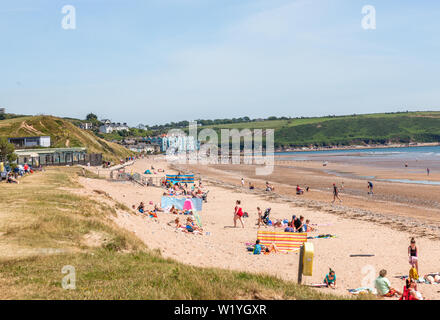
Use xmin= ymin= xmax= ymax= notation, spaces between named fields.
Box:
xmin=78 ymin=156 xmax=440 ymax=299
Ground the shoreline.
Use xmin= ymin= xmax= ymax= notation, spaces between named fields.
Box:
xmin=275 ymin=142 xmax=440 ymax=153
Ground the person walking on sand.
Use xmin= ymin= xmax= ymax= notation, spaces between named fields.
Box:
xmin=233 ymin=200 xmax=245 ymax=228
xmin=241 ymin=178 xmax=245 ymax=188
xmin=408 ymin=237 xmax=419 ymax=274
xmin=367 ymin=181 xmax=374 ymax=195
xmin=332 ymin=183 xmax=342 ymax=203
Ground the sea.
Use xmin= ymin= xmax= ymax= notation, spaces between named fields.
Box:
xmin=275 ymin=145 xmax=440 ymax=185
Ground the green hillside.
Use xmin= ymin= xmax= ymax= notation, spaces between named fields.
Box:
xmin=0 ymin=115 xmax=133 ymax=162
xmin=194 ymin=111 xmax=440 ymax=147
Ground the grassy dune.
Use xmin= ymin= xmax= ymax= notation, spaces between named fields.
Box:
xmin=0 ymin=115 xmax=133 ymax=162
xmin=0 ymin=167 xmax=359 ymax=300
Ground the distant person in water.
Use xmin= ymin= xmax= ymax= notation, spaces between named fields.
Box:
xmin=332 ymin=183 xmax=342 ymax=203
xmin=367 ymin=181 xmax=374 ymax=195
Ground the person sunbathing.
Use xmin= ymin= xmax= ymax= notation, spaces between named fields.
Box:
xmin=154 ymin=204 xmax=164 ymax=212
xmin=170 ymin=205 xmax=178 ymax=215
xmin=174 ymin=217 xmax=182 ymax=228
xmin=273 ymin=219 xmax=283 ymax=228
xmin=423 ymin=274 xmax=440 ymax=284
xmin=264 ymin=243 xmax=278 ymax=254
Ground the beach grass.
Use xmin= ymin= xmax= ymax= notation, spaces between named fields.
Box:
xmin=0 ymin=167 xmax=369 ymax=300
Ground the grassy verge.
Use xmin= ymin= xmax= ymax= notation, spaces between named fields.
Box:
xmin=0 ymin=167 xmax=366 ymax=299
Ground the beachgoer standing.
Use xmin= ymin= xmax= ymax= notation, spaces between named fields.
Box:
xmin=256 ymin=207 xmax=263 ymax=228
xmin=241 ymin=178 xmax=245 ymax=188
xmin=427 ymin=168 xmax=430 ymax=176
xmin=233 ymin=200 xmax=245 ymax=228
xmin=332 ymin=183 xmax=342 ymax=203
xmin=408 ymin=237 xmax=419 ymax=273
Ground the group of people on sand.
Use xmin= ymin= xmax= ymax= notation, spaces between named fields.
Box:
xmin=233 ymin=201 xmax=316 ymax=234
xmin=133 ymin=201 xmax=163 ymax=218
xmin=252 ymin=239 xmax=279 ymax=255
xmin=164 ymin=180 xmax=206 ymax=199
xmin=171 ymin=216 xmax=203 ymax=234
xmin=374 ymin=269 xmax=425 ymax=300
xmin=283 ymin=215 xmax=315 ymax=233
xmin=4 ymin=163 xmax=34 ymax=184
xmin=372 ymin=237 xmax=440 ymax=300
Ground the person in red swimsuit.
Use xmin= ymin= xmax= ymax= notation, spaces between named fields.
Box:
xmin=233 ymin=200 xmax=245 ymax=228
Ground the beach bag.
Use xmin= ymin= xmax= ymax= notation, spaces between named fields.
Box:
xmin=409 ymin=267 xmax=419 ymax=281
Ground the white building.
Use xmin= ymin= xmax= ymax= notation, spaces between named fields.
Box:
xmin=99 ymin=122 xmax=129 ymax=133
xmin=8 ymin=136 xmax=51 ymax=148
xmin=0 ymin=108 xmax=5 ymax=114
xmin=79 ymin=122 xmax=93 ymax=130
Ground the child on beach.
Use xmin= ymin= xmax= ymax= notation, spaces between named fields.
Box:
xmin=233 ymin=200 xmax=245 ymax=228
xmin=264 ymin=243 xmax=278 ymax=255
xmin=408 ymin=237 xmax=419 ymax=273
xmin=323 ymin=268 xmax=337 ymax=289
xmin=303 ymin=219 xmax=315 ymax=232
xmin=253 ymin=240 xmax=262 ymax=255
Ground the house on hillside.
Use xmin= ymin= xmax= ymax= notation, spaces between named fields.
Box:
xmin=0 ymin=107 xmax=5 ymax=114
xmin=99 ymin=121 xmax=129 ymax=134
xmin=8 ymin=136 xmax=51 ymax=148
xmin=125 ymin=143 xmax=160 ymax=154
xmin=78 ymin=122 xmax=93 ymax=130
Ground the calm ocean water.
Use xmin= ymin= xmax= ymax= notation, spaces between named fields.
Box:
xmin=276 ymin=145 xmax=440 ymax=161
xmin=276 ymin=145 xmax=440 ymax=185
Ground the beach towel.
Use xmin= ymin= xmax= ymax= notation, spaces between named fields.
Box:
xmin=161 ymin=196 xmax=203 ymax=211
xmin=257 ymin=231 xmax=307 ymax=252
xmin=194 ymin=212 xmax=202 ymax=228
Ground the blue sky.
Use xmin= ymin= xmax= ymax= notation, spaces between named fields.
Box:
xmin=1 ymin=0 xmax=440 ymax=126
